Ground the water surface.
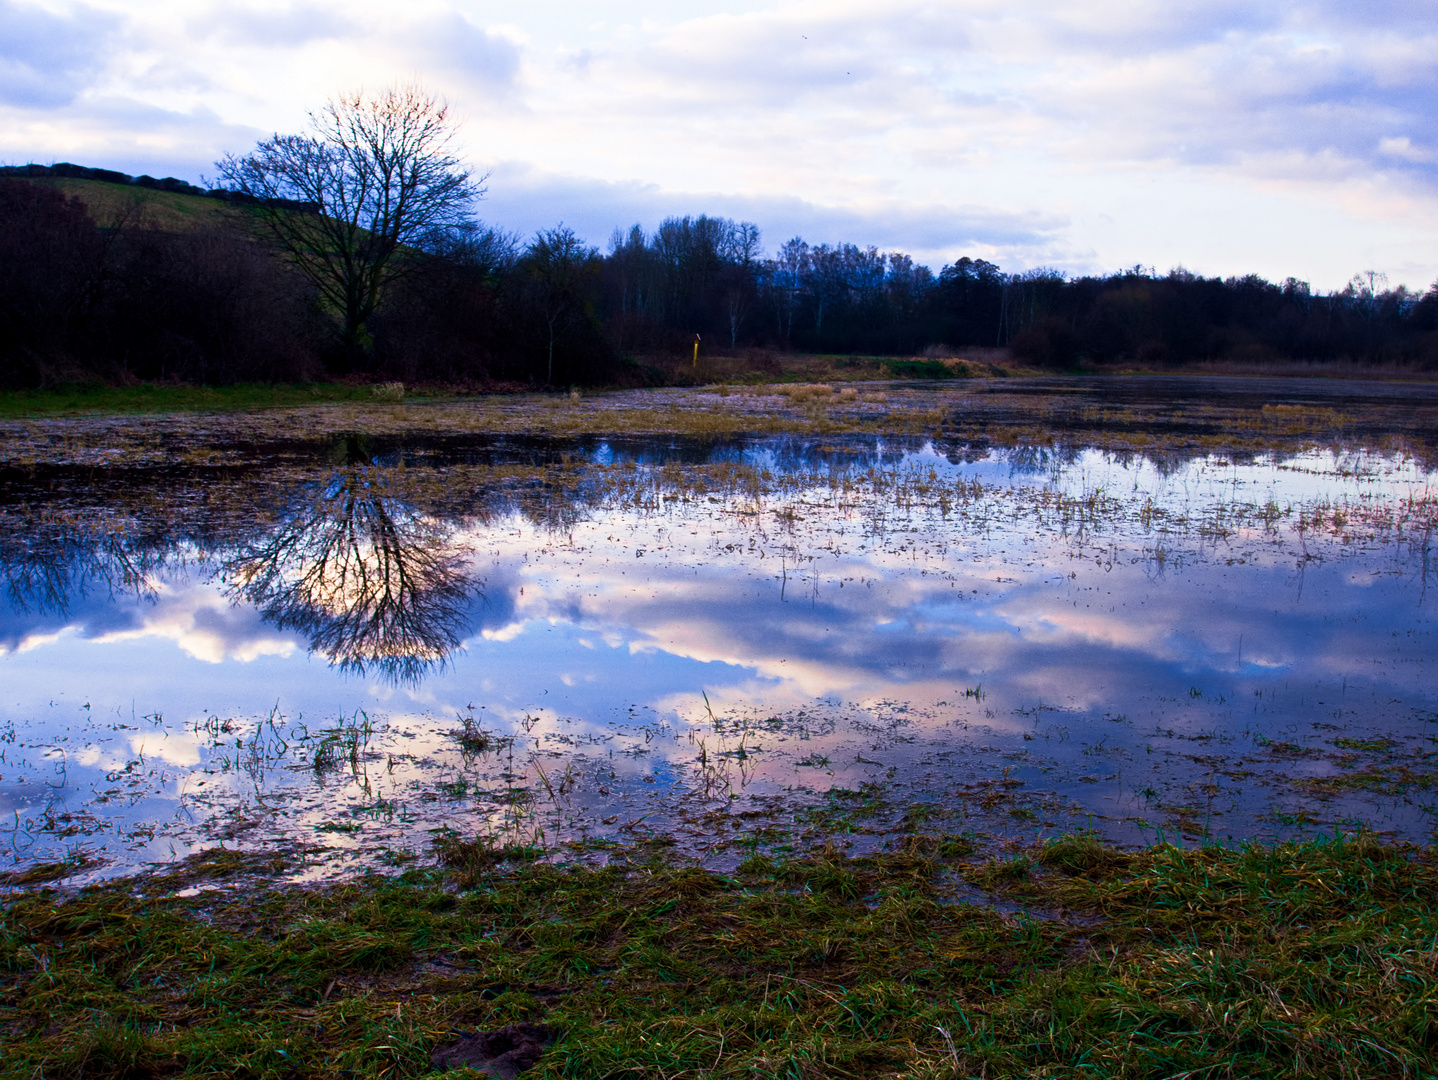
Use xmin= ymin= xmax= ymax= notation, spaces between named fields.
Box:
xmin=2 ymin=411 xmax=1435 ymax=882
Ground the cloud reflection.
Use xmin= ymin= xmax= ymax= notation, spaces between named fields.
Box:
xmin=1 ymin=438 xmax=1435 ymax=876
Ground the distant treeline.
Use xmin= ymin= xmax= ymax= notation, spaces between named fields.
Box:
xmin=2 ymin=169 xmax=1437 ymax=389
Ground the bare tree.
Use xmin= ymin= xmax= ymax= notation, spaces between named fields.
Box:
xmin=773 ymin=237 xmax=809 ymax=344
xmin=722 ymin=222 xmax=761 ymax=347
xmin=216 ymin=85 xmax=482 ymax=362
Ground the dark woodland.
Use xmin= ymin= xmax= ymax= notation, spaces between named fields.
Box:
xmin=2 ymin=166 xmax=1437 ymax=389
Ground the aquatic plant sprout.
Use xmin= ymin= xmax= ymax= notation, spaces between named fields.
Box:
xmin=0 ymin=419 xmax=1435 ymax=883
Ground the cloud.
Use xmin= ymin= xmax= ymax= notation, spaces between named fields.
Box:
xmin=0 ymin=0 xmax=119 ymax=108
xmin=414 ymin=13 xmax=522 ymax=94
xmin=998 ymin=2 xmax=1438 ymax=186
xmin=0 ymin=589 xmax=144 ymax=656
xmin=446 ymin=1 xmax=1431 ymax=281
xmin=0 ymin=579 xmax=302 ymax=663
xmin=200 ymin=1 xmax=348 ymax=47
xmin=1380 ymin=136 xmax=1437 ymax=165
xmin=479 ymin=161 xmax=1067 ymax=265
xmin=0 ymin=91 xmax=265 ymax=182
xmin=2 ymin=1 xmax=1436 ymax=284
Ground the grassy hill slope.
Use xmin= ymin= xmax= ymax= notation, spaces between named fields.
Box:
xmin=31 ymin=177 xmax=238 ymax=231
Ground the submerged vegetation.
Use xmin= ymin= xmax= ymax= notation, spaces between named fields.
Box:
xmin=4 ymin=374 xmax=1437 ymax=465
xmin=5 ymin=414 xmax=1434 ymax=679
xmin=2 ymin=392 xmax=1434 ymax=873
xmin=2 ymin=375 xmax=1435 ymax=1076
xmin=2 ymin=831 xmax=1436 ymax=1079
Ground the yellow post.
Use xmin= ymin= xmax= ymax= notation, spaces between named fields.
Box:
xmin=693 ymin=333 xmax=700 ymax=368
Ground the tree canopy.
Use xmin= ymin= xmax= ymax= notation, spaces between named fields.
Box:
xmin=216 ymin=85 xmax=481 ymax=365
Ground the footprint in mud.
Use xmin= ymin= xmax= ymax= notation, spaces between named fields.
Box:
xmin=430 ymin=1022 xmax=559 ymax=1079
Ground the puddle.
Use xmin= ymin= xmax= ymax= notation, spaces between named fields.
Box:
xmin=1 ymin=414 xmax=1435 ymax=883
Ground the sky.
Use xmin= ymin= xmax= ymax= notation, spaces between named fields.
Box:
xmin=1 ymin=0 xmax=1435 ymax=291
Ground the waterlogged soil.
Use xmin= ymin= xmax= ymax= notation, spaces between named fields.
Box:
xmin=0 ymin=376 xmax=1435 ymax=886
xmin=3 ymin=373 xmax=1437 ymax=468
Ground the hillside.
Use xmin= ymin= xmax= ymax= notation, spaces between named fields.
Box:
xmin=38 ymin=176 xmax=237 ymax=231
xmin=0 ymin=163 xmax=315 ymax=232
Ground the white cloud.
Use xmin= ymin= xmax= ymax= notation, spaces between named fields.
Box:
xmin=411 ymin=12 xmax=522 ymax=94
xmin=196 ymin=1 xmax=349 ymax=47
xmin=480 ymin=621 xmax=527 ymax=642
xmin=478 ymin=160 xmax=1068 ymax=265
xmin=0 ymin=0 xmax=120 ymax=108
xmin=0 ymin=0 xmax=1434 ymax=287
xmin=130 ymin=730 xmax=203 ymax=766
xmin=1380 ymin=136 xmax=1437 ymax=164
xmin=84 ymin=584 xmax=301 ymax=663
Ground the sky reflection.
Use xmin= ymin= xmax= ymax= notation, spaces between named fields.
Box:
xmin=0 ymin=438 xmax=1434 ymax=880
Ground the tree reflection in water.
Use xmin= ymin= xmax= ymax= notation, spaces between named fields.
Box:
xmin=224 ymin=466 xmax=477 ymax=683
xmin=1 ymin=522 xmax=166 ymax=615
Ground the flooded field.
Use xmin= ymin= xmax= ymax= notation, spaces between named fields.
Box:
xmin=2 ymin=376 xmax=1435 ymax=884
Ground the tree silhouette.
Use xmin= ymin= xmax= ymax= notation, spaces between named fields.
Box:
xmin=224 ymin=465 xmax=476 ymax=683
xmin=522 ymin=225 xmax=600 ymax=384
xmin=216 ymin=85 xmax=481 ymax=363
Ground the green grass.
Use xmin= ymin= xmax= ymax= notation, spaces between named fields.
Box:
xmin=0 ymin=382 xmax=459 ymax=419
xmin=41 ymin=178 xmax=237 ymax=233
xmin=3 ymin=831 xmax=1435 ymax=1079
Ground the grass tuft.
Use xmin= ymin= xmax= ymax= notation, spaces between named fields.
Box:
xmin=1038 ymin=830 xmax=1131 ymax=877
xmin=2 ymin=831 xmax=1436 ymax=1078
